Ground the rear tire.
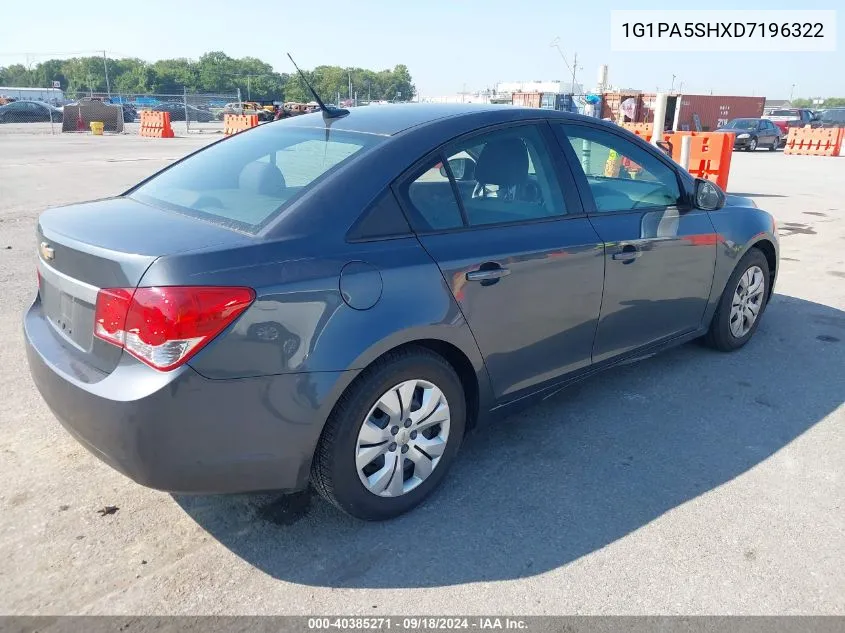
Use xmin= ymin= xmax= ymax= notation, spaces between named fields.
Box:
xmin=311 ymin=346 xmax=466 ymax=521
xmin=703 ymin=248 xmax=770 ymax=352
xmin=769 ymin=140 xmax=778 ymax=151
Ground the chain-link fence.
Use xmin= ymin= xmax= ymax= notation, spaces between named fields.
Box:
xmin=0 ymin=89 xmax=242 ymax=135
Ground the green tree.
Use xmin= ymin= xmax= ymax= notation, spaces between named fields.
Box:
xmin=0 ymin=64 xmax=33 ymax=86
xmin=1 ymin=53 xmax=414 ymax=105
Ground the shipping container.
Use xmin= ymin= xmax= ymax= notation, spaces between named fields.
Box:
xmin=674 ymin=95 xmax=765 ymax=131
xmin=601 ymin=92 xmax=644 ymax=122
xmin=601 ymin=92 xmax=766 ymax=131
xmin=512 ymin=92 xmax=542 ymax=108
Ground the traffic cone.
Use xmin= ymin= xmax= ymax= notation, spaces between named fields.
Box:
xmin=76 ymin=108 xmax=85 ymax=132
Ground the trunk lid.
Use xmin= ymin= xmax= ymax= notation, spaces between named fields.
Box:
xmin=36 ymin=196 xmax=252 ymax=373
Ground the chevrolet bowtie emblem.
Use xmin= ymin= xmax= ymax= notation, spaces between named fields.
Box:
xmin=39 ymin=241 xmax=55 ymax=261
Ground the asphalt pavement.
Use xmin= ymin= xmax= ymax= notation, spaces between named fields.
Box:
xmin=0 ymin=133 xmax=842 ymax=615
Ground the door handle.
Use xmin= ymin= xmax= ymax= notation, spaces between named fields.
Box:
xmin=612 ymin=245 xmax=642 ymax=261
xmin=466 ymin=267 xmax=511 ymax=281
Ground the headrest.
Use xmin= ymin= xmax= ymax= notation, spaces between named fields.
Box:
xmin=239 ymin=162 xmax=286 ymax=196
xmin=474 ymin=138 xmax=529 ymax=186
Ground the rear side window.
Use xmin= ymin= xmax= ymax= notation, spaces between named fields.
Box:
xmin=130 ymin=124 xmax=385 ymax=233
xmin=443 ymin=125 xmax=568 ymax=227
xmin=397 ymin=124 xmax=570 ymax=233
xmin=399 ymin=158 xmax=466 ymax=232
xmin=347 ymin=190 xmax=412 ymax=241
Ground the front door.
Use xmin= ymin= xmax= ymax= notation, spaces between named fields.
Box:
xmin=395 ymin=123 xmax=605 ymax=399
xmin=554 ymin=122 xmax=718 ymax=364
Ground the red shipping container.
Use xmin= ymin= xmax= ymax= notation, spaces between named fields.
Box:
xmin=674 ymin=95 xmax=765 ymax=132
xmin=512 ymin=92 xmax=542 ymax=108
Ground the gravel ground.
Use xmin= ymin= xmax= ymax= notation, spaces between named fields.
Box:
xmin=0 ymin=133 xmax=843 ymax=615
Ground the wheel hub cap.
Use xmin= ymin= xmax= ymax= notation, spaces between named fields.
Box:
xmin=729 ymin=265 xmax=765 ymax=338
xmin=355 ymin=379 xmax=451 ymax=498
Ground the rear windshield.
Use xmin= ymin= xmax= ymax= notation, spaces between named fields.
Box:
xmin=129 ymin=123 xmax=385 ymax=233
xmin=769 ymin=110 xmax=799 ymax=117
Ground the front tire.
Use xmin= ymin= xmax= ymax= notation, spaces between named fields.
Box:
xmin=703 ymin=248 xmax=770 ymax=351
xmin=748 ymin=137 xmax=758 ymax=151
xmin=311 ymin=346 xmax=466 ymax=520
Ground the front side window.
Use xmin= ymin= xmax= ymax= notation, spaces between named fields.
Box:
xmin=560 ymin=124 xmax=681 ymax=213
xmin=130 ymin=124 xmax=385 ymax=232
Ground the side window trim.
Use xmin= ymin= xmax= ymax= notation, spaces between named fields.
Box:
xmin=552 ymin=121 xmax=691 ymax=216
xmin=393 ymin=120 xmax=584 ymax=235
xmin=440 ymin=151 xmax=470 ymax=228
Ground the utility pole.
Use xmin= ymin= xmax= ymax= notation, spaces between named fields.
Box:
xmin=789 ymin=83 xmax=797 ymax=102
xmin=246 ymin=75 xmax=251 ymax=101
xmin=550 ymin=37 xmax=579 ymax=95
xmin=102 ymin=50 xmax=111 ymax=99
xmin=348 ymin=70 xmax=352 ymax=100
xmin=670 ymin=74 xmax=676 ymax=92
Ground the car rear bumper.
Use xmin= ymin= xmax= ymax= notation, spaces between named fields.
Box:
xmin=24 ymin=298 xmax=357 ymax=494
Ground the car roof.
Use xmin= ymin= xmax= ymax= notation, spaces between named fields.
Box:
xmin=280 ymin=103 xmax=586 ymax=136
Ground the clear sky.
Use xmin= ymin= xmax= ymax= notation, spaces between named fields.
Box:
xmin=1 ymin=0 xmax=841 ymax=99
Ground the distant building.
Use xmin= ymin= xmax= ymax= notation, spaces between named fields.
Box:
xmin=496 ymin=80 xmax=584 ymax=95
xmin=763 ymin=99 xmax=792 ymax=114
xmin=417 ymin=93 xmax=493 ymax=105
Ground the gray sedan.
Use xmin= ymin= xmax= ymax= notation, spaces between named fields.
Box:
xmin=24 ymin=104 xmax=779 ymax=520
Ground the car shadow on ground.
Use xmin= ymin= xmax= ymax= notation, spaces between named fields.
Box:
xmin=174 ymin=294 xmax=844 ymax=588
xmin=728 ymin=192 xmax=787 ymax=198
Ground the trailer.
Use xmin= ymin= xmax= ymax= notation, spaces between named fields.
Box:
xmin=0 ymin=86 xmax=65 ymax=105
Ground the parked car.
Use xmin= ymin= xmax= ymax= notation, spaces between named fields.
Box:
xmin=0 ymin=100 xmax=63 ymax=123
xmin=715 ymin=118 xmax=781 ymax=151
xmin=150 ymin=102 xmax=215 ymax=122
xmin=763 ymin=108 xmax=816 ymax=135
xmin=25 ymin=104 xmax=779 ymax=521
xmin=221 ymin=102 xmax=274 ymax=122
xmin=814 ymin=108 xmax=845 ymax=128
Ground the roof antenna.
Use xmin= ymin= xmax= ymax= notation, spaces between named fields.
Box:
xmin=287 ymin=53 xmax=350 ymax=120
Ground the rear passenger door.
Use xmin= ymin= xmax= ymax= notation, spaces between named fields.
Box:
xmin=395 ymin=123 xmax=605 ymax=400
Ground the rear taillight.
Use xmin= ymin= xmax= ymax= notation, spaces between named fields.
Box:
xmin=94 ymin=286 xmax=255 ymax=371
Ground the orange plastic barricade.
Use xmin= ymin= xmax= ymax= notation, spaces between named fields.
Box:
xmin=781 ymin=125 xmax=839 ymax=156
xmin=224 ymin=114 xmax=259 ymax=136
xmin=663 ymin=132 xmax=734 ymax=191
xmin=138 ymin=110 xmax=174 ymax=138
xmin=620 ymin=122 xmax=654 ymax=140
xmin=812 ymin=127 xmax=843 ymax=156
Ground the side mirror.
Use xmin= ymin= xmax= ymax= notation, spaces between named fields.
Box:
xmin=439 ymin=157 xmax=475 ymax=181
xmin=694 ymin=178 xmax=726 ymax=211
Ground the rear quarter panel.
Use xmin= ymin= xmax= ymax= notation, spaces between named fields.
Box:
xmin=144 ymin=235 xmax=492 ymax=404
